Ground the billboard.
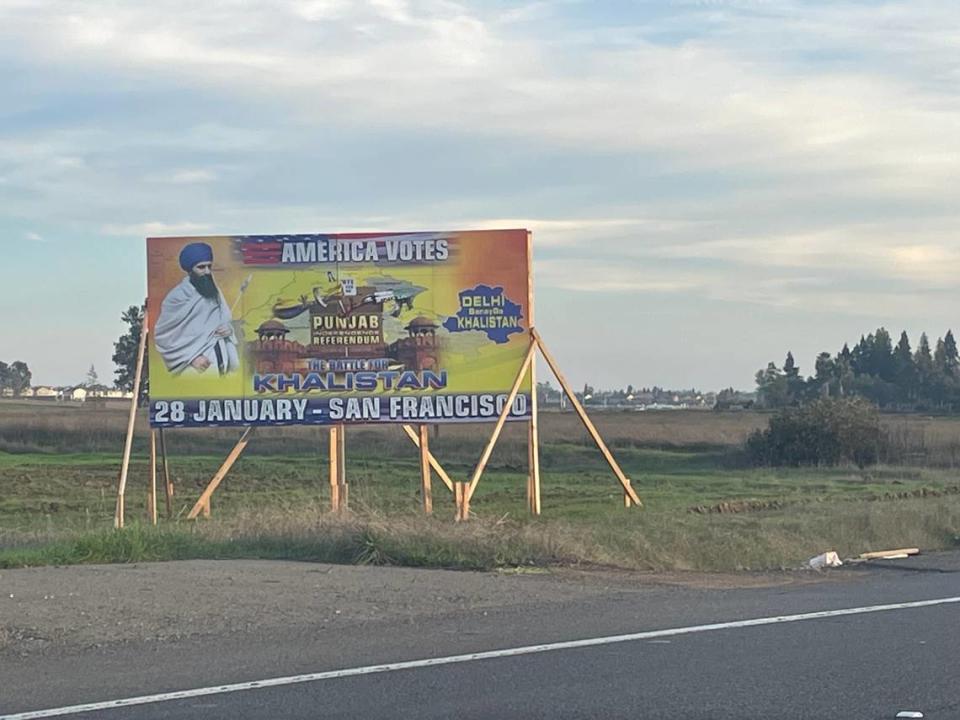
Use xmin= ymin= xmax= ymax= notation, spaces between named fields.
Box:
xmin=146 ymin=230 xmax=532 ymax=428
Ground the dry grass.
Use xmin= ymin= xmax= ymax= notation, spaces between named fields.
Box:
xmin=7 ymin=400 xmax=960 ymax=464
xmin=3 ymin=497 xmax=957 ymax=572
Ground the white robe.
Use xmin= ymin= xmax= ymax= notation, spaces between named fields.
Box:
xmin=155 ymin=277 xmax=240 ymax=375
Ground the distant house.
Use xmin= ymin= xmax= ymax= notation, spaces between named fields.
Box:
xmin=65 ymin=386 xmax=88 ymax=402
xmin=33 ymin=386 xmax=57 ymax=400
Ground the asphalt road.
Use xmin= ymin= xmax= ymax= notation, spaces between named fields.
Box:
xmin=3 ymin=554 xmax=959 ymax=720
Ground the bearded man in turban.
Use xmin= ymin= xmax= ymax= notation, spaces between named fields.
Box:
xmin=154 ymin=242 xmax=240 ymax=375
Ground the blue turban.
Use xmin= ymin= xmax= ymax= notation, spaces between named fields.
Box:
xmin=178 ymin=242 xmax=213 ymax=272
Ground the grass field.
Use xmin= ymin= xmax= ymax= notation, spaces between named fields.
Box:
xmin=1 ymin=400 xmax=958 ymax=571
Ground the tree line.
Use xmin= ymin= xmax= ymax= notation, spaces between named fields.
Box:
xmin=756 ymin=327 xmax=960 ymax=410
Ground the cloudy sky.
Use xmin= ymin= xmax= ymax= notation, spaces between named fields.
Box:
xmin=2 ymin=0 xmax=958 ymax=390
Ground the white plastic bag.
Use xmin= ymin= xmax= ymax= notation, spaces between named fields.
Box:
xmin=808 ymin=551 xmax=843 ymax=569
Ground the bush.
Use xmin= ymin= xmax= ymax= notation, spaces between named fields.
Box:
xmin=746 ymin=397 xmax=883 ymax=467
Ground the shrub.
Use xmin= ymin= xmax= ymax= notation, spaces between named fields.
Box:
xmin=746 ymin=397 xmax=883 ymax=467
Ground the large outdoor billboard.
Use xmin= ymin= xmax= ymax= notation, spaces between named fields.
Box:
xmin=146 ymin=230 xmax=532 ymax=428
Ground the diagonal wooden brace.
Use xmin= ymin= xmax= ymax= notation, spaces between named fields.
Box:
xmin=187 ymin=427 xmax=255 ymax=519
xmin=402 ymin=425 xmax=454 ymax=492
xmin=532 ymin=328 xmax=642 ymax=507
xmin=465 ymin=338 xmax=537 ymax=504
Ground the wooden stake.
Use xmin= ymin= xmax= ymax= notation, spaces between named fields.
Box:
xmin=115 ymin=303 xmax=148 ymax=529
xmin=418 ymin=425 xmax=432 ymax=514
xmin=148 ymin=430 xmax=158 ymax=525
xmin=337 ymin=424 xmax=347 ymax=510
xmin=532 ymin=329 xmax=642 ymax=507
xmin=187 ymin=427 xmax=254 ymax=519
xmin=465 ymin=339 xmax=536 ymax=504
xmin=159 ymin=428 xmax=173 ymax=519
xmin=402 ymin=425 xmax=454 ymax=492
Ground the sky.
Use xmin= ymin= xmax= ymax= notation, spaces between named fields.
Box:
xmin=1 ymin=0 xmax=958 ymax=391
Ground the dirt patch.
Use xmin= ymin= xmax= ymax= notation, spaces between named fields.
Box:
xmin=0 ymin=560 xmax=820 ymax=656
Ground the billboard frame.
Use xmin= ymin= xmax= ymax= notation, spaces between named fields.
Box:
xmin=114 ymin=232 xmax=641 ymax=528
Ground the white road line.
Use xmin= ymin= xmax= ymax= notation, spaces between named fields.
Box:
xmin=4 ymin=595 xmax=959 ymax=720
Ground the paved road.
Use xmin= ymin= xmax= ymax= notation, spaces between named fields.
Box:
xmin=3 ymin=554 xmax=959 ymax=719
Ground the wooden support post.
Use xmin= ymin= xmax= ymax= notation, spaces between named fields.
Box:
xmin=528 ymin=393 xmax=541 ymax=515
xmin=187 ymin=427 xmax=254 ymax=519
xmin=525 ymin=232 xmax=541 ymax=516
xmin=418 ymin=425 xmax=433 ymax=514
xmin=454 ymin=481 xmax=470 ymax=522
xmin=147 ymin=430 xmax=158 ymax=525
xmin=532 ymin=329 xmax=642 ymax=507
xmin=159 ymin=428 xmax=173 ymax=519
xmin=465 ymin=339 xmax=537 ymax=505
xmin=115 ymin=303 xmax=148 ymax=529
xmin=328 ymin=425 xmax=343 ymax=512
xmin=402 ymin=425 xmax=454 ymax=492
xmin=460 ymin=482 xmax=470 ymax=520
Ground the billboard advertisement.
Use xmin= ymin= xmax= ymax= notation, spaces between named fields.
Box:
xmin=146 ymin=230 xmax=532 ymax=428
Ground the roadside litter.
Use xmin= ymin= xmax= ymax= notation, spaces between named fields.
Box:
xmin=807 ymin=551 xmax=843 ymax=569
xmin=895 ymin=712 xmax=924 ymax=719
xmin=807 ymin=547 xmax=921 ymax=570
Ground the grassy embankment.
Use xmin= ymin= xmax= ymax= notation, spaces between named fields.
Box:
xmin=0 ymin=400 xmax=958 ymax=571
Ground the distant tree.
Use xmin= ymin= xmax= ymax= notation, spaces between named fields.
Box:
xmin=934 ymin=337 xmax=948 ymax=375
xmin=834 ymin=343 xmax=854 ymax=396
xmin=914 ymin=332 xmax=934 ymax=381
xmin=783 ymin=351 xmax=798 ymax=378
xmin=7 ymin=361 xmax=32 ymax=396
xmin=811 ymin=352 xmax=835 ymax=398
xmin=782 ymin=351 xmax=806 ymax=404
xmin=112 ymin=305 xmax=149 ymax=403
xmin=893 ymin=331 xmax=915 ymax=400
xmin=85 ymin=364 xmax=99 ymax=388
xmin=850 ymin=335 xmax=869 ymax=375
xmin=755 ymin=361 xmax=789 ymax=408
xmin=872 ymin=328 xmax=895 ymax=381
xmin=0 ymin=361 xmax=9 ymax=391
xmin=944 ymin=330 xmax=959 ymax=375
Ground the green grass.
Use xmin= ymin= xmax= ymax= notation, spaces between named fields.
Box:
xmin=3 ymin=402 xmax=960 ymax=572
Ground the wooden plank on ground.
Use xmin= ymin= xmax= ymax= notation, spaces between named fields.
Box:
xmin=859 ymin=548 xmax=920 ymax=560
